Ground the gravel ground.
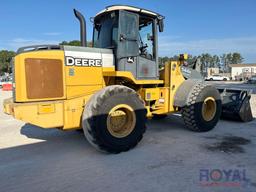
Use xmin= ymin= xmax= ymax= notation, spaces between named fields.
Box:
xmin=0 ymin=90 xmax=256 ymax=192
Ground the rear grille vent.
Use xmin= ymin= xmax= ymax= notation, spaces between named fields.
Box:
xmin=25 ymin=58 xmax=64 ymax=99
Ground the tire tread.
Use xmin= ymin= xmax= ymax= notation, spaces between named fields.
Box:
xmin=83 ymin=85 xmax=146 ymax=153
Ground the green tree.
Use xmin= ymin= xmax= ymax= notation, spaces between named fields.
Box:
xmin=59 ymin=40 xmax=81 ymax=46
xmin=170 ymin=55 xmax=179 ymax=61
xmin=187 ymin=55 xmax=196 ymax=64
xmin=158 ymin=56 xmax=170 ymax=68
xmin=59 ymin=40 xmax=92 ymax=47
xmin=200 ymin=53 xmax=212 ymax=75
xmin=220 ymin=54 xmax=228 ymax=73
xmin=158 ymin=52 xmax=243 ymax=75
xmin=226 ymin=53 xmax=233 ymax=72
xmin=231 ymin=52 xmax=244 ymax=64
xmin=0 ymin=50 xmax=15 ymax=75
xmin=212 ymin=55 xmax=220 ymax=68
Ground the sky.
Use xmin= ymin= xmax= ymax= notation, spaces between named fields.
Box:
xmin=0 ymin=0 xmax=256 ymax=63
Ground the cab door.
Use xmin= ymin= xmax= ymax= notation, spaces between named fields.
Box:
xmin=117 ymin=10 xmax=139 ymax=59
xmin=137 ymin=18 xmax=158 ymax=79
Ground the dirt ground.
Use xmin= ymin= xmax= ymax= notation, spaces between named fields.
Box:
xmin=0 ymin=90 xmax=256 ymax=192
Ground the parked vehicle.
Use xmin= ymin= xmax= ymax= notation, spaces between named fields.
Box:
xmin=247 ymin=76 xmax=256 ymax=84
xmin=205 ymin=74 xmax=230 ymax=81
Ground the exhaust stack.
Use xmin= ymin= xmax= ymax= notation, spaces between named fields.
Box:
xmin=73 ymin=9 xmax=87 ymax=47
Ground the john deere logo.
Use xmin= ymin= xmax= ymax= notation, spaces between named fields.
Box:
xmin=66 ymin=56 xmax=102 ymax=67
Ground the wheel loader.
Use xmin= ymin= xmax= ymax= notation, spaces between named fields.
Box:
xmin=3 ymin=5 xmax=251 ymax=153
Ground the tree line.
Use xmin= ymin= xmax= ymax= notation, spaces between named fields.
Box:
xmin=0 ymin=40 xmax=244 ymax=75
xmin=159 ymin=52 xmax=244 ymax=73
xmin=0 ymin=50 xmax=15 ymax=75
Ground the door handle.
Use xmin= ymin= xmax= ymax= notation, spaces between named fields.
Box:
xmin=120 ymin=34 xmax=137 ymax=42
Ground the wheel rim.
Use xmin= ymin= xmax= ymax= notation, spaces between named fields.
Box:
xmin=201 ymin=97 xmax=217 ymax=121
xmin=107 ymin=104 xmax=136 ymax=138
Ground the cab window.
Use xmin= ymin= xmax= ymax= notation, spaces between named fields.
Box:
xmin=93 ymin=12 xmax=118 ymax=48
xmin=139 ymin=17 xmax=154 ymax=60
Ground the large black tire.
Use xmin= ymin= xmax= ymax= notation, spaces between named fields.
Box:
xmin=181 ymin=83 xmax=222 ymax=132
xmin=82 ymin=85 xmax=147 ymax=153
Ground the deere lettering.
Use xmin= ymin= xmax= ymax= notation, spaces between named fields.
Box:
xmin=66 ymin=56 xmax=102 ymax=67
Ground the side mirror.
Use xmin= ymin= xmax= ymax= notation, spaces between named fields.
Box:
xmin=94 ymin=22 xmax=101 ymax=31
xmin=158 ymin=19 xmax=164 ymax=32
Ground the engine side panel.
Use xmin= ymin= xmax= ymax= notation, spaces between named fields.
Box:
xmin=15 ymin=50 xmax=66 ymax=102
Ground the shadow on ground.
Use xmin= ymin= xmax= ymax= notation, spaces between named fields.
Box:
xmin=0 ymin=114 xmax=186 ymax=160
xmin=0 ymin=114 xmax=256 ymax=192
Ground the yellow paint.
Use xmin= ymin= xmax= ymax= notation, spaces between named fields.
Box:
xmin=168 ymin=61 xmax=185 ymax=112
xmin=145 ymin=106 xmax=153 ymax=118
xmin=65 ymin=63 xmax=104 ymax=98
xmin=14 ymin=50 xmax=106 ymax=101
xmin=146 ymin=61 xmax=185 ymax=115
xmin=152 ymin=87 xmax=170 ymax=114
xmin=102 ymin=66 xmax=115 ymax=72
xmin=66 ymin=85 xmax=102 ymax=99
xmin=179 ymin=53 xmax=188 ymax=60
xmin=202 ymin=97 xmax=216 ymax=121
xmin=4 ymin=99 xmax=64 ymax=128
xmin=65 ymin=66 xmax=103 ymax=86
xmin=4 ymin=94 xmax=94 ymax=129
xmin=141 ymin=88 xmax=160 ymax=101
xmin=63 ymin=94 xmax=92 ymax=129
xmin=106 ymin=104 xmax=136 ymax=138
xmin=103 ymin=71 xmax=164 ymax=85
xmin=38 ymin=104 xmax=55 ymax=114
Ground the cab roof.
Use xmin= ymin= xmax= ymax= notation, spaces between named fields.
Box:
xmin=95 ymin=5 xmax=164 ymax=20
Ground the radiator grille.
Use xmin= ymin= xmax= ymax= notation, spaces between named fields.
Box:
xmin=25 ymin=58 xmax=64 ymax=99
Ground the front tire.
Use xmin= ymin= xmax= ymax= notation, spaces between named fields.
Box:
xmin=82 ymin=85 xmax=147 ymax=153
xmin=181 ymin=83 xmax=222 ymax=132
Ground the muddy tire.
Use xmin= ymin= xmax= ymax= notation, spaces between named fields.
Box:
xmin=82 ymin=85 xmax=147 ymax=153
xmin=181 ymin=83 xmax=222 ymax=132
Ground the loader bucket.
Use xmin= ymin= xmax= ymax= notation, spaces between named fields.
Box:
xmin=217 ymin=88 xmax=253 ymax=122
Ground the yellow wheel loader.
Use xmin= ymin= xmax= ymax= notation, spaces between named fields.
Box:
xmin=4 ymin=5 xmax=231 ymax=153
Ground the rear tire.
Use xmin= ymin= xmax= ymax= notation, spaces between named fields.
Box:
xmin=82 ymin=85 xmax=147 ymax=153
xmin=181 ymin=83 xmax=222 ymax=132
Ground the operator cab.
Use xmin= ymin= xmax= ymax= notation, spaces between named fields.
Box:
xmin=93 ymin=5 xmax=164 ymax=80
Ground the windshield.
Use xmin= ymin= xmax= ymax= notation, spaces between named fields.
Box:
xmin=93 ymin=12 xmax=118 ymax=48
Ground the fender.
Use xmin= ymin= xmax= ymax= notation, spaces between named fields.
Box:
xmin=173 ymin=79 xmax=202 ymax=107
